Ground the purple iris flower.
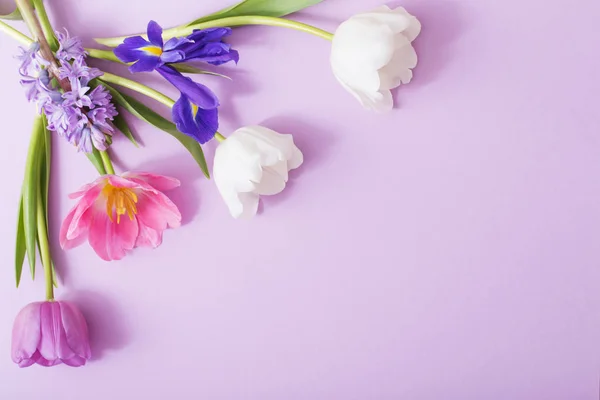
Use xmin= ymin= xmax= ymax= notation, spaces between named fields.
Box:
xmin=114 ymin=21 xmax=190 ymax=73
xmin=157 ymin=66 xmax=219 ymax=143
xmin=114 ymin=21 xmax=239 ymax=144
xmin=179 ymin=28 xmax=239 ymax=66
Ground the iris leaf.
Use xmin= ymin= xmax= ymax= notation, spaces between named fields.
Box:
xmin=23 ymin=116 xmax=45 ymax=280
xmin=15 ymin=196 xmax=26 ymax=287
xmin=102 ymin=83 xmax=210 ymax=179
xmin=0 ymin=8 xmax=22 ymax=20
xmin=187 ymin=0 xmax=325 ymax=25
xmin=113 ymin=113 xmax=139 ymax=147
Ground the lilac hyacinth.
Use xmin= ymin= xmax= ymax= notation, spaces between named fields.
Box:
xmin=114 ymin=21 xmax=239 ymax=144
xmin=17 ymin=31 xmax=119 ymax=153
xmin=56 ymin=29 xmax=86 ymax=61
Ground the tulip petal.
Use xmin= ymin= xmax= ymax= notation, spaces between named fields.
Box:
xmin=122 ymin=172 xmax=180 ymax=192
xmin=60 ymin=302 xmax=91 ymax=361
xmin=135 ymin=222 xmax=163 ymax=248
xmin=136 ymin=190 xmax=182 ymax=231
xmin=88 ymin=210 xmax=139 ymax=261
xmin=39 ymin=302 xmax=74 ymax=363
xmin=12 ymin=302 xmax=42 ymax=365
xmin=62 ymin=355 xmax=87 ymax=367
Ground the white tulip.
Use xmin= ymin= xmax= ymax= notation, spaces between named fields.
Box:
xmin=330 ymin=6 xmax=421 ymax=112
xmin=213 ymin=126 xmax=304 ymax=219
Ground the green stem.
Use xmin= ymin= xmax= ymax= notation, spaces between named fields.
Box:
xmin=0 ymin=19 xmax=33 ymax=45
xmin=99 ymin=72 xmax=176 ymax=108
xmin=36 ymin=186 xmax=53 ymax=301
xmin=31 ymin=0 xmax=59 ymax=51
xmin=87 ymin=48 xmax=121 ymax=62
xmin=215 ymin=132 xmax=226 ymax=143
xmin=96 ymin=15 xmax=334 ymax=47
xmin=100 ymin=150 xmax=116 ymax=175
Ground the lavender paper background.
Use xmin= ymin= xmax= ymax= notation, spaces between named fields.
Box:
xmin=1 ymin=0 xmax=599 ymax=399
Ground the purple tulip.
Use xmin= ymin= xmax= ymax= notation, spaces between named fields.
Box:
xmin=12 ymin=301 xmax=91 ymax=368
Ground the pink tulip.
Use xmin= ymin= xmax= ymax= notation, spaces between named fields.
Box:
xmin=12 ymin=301 xmax=91 ymax=368
xmin=60 ymin=172 xmax=182 ymax=261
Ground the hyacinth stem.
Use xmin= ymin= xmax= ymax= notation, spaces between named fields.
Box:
xmin=100 ymin=151 xmax=116 ymax=175
xmin=15 ymin=0 xmax=70 ymax=92
xmin=31 ymin=0 xmax=59 ymax=51
xmin=0 ymin=19 xmax=33 ymax=45
xmin=36 ymin=186 xmax=54 ymax=301
xmin=99 ymin=72 xmax=176 ymax=108
xmin=95 ymin=15 xmax=334 ymax=47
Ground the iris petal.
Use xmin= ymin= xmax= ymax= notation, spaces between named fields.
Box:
xmin=173 ymin=94 xmax=218 ymax=144
xmin=157 ymin=66 xmax=219 ymax=109
xmin=146 ymin=21 xmax=164 ymax=47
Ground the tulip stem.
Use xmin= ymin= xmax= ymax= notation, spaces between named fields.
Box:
xmin=95 ymin=15 xmax=334 ymax=47
xmin=100 ymin=150 xmax=116 ymax=175
xmin=36 ymin=187 xmax=54 ymax=301
xmin=99 ymin=72 xmax=176 ymax=108
xmin=215 ymin=132 xmax=226 ymax=142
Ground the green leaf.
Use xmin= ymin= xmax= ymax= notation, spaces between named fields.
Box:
xmin=40 ymin=114 xmax=51 ymax=221
xmin=102 ymin=83 xmax=210 ymax=179
xmin=172 ymin=64 xmax=231 ymax=80
xmin=86 ymin=148 xmax=107 ymax=175
xmin=15 ymin=196 xmax=26 ymax=288
xmin=188 ymin=0 xmax=324 ymax=25
xmin=23 ymin=116 xmax=45 ymax=280
xmin=113 ymin=113 xmax=139 ymax=147
xmin=0 ymin=8 xmax=22 ymax=20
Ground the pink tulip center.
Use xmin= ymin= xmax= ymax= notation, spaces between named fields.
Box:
xmin=102 ymin=183 xmax=139 ymax=223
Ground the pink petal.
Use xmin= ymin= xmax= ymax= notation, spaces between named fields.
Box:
xmin=66 ymin=184 xmax=104 ymax=240
xmin=59 ymin=302 xmax=91 ymax=360
xmin=34 ymin=350 xmax=62 ymax=367
xmin=135 ymin=221 xmax=163 ymax=248
xmin=60 ymin=206 xmax=92 ymax=250
xmin=68 ymin=179 xmax=102 ymax=199
xmin=38 ymin=302 xmax=74 ymax=363
xmin=62 ymin=355 xmax=87 ymax=367
xmin=136 ymin=191 xmax=182 ymax=232
xmin=106 ymin=175 xmax=144 ymax=190
xmin=11 ymin=302 xmax=42 ymax=365
xmin=88 ymin=210 xmax=139 ymax=261
xmin=123 ymin=172 xmax=180 ymax=192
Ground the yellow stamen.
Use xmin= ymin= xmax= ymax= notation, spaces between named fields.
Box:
xmin=102 ymin=181 xmax=139 ymax=224
xmin=141 ymin=45 xmax=163 ymax=56
xmin=192 ymin=104 xmax=199 ymax=118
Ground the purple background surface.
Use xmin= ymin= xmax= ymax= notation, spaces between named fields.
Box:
xmin=1 ymin=0 xmax=599 ymax=398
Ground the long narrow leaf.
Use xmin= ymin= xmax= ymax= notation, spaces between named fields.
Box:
xmin=15 ymin=196 xmax=26 ymax=287
xmin=23 ymin=116 xmax=45 ymax=279
xmin=188 ymin=0 xmax=324 ymax=25
xmin=113 ymin=113 xmax=139 ymax=147
xmin=102 ymin=83 xmax=210 ymax=178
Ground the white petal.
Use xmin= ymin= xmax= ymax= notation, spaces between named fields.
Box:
xmin=378 ymin=37 xmax=418 ymax=90
xmin=255 ymin=163 xmax=288 ymax=196
xmin=392 ymin=7 xmax=422 ymax=42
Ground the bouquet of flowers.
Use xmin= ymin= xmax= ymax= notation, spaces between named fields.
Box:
xmin=1 ymin=0 xmax=421 ymax=367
